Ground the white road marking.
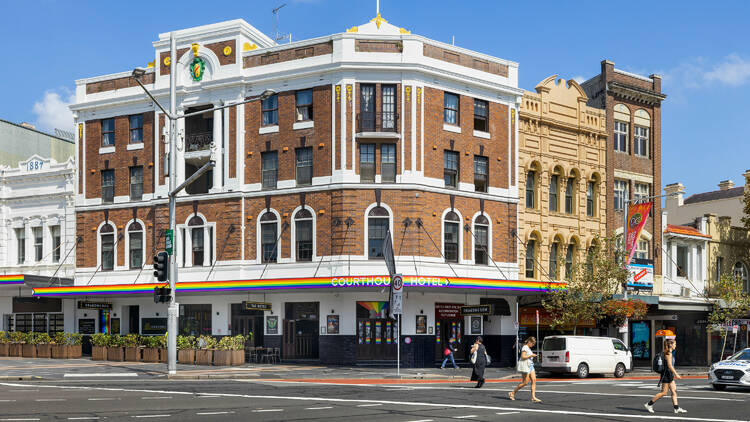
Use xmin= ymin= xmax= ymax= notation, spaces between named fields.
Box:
xmin=406 ymin=420 xmax=434 ymax=422
xmin=0 ymin=382 xmax=742 ymax=422
xmin=35 ymin=398 xmax=66 ymax=401
xmin=496 ymin=412 xmax=521 ymax=415
xmin=0 ymin=400 xmax=16 ymax=402
xmin=0 ymin=419 xmax=41 ymax=421
xmin=131 ymin=416 xmax=171 ymax=419
xmin=195 ymin=412 xmax=234 ymax=416
xmin=252 ymin=409 xmax=283 ymax=412
xmin=67 ymin=418 xmax=103 ymax=420
xmin=454 ymin=416 xmax=478 ymax=419
xmin=64 ymin=373 xmax=137 ymax=378
xmin=357 ymin=403 xmax=382 ymax=407
xmin=140 ymin=397 xmax=172 ymax=400
xmin=88 ymin=398 xmax=118 ymax=401
xmin=305 ymin=407 xmax=333 ymax=410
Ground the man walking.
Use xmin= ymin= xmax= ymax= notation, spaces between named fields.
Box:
xmin=441 ymin=338 xmax=458 ymax=369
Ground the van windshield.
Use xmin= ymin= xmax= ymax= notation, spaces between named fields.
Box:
xmin=542 ymin=337 xmax=566 ymax=351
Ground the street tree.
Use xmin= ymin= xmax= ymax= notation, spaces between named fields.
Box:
xmin=708 ymin=273 xmax=750 ymax=359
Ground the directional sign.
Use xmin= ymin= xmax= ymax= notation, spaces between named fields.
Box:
xmin=165 ymin=229 xmax=174 ymax=255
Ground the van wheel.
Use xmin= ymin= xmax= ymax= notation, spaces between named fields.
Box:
xmin=712 ymin=384 xmax=727 ymax=391
xmin=614 ymin=363 xmax=626 ymax=378
xmin=576 ymin=363 xmax=589 ymax=378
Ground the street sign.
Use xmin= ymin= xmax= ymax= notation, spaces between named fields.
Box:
xmin=389 ymin=273 xmax=403 ymax=317
xmin=165 ymin=229 xmax=174 ymax=255
xmin=392 ymin=274 xmax=403 ymax=291
xmin=535 ymin=309 xmax=540 ymax=325
xmin=733 ymin=325 xmax=739 ymax=334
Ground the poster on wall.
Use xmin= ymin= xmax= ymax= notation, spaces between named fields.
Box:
xmin=416 ymin=315 xmax=427 ymax=334
xmin=327 ymin=315 xmax=339 ymax=334
xmin=266 ymin=316 xmax=278 ymax=335
xmin=111 ymin=318 xmax=120 ymax=335
xmin=471 ymin=316 xmax=482 ymax=335
xmin=78 ymin=319 xmax=95 ymax=335
xmin=141 ymin=318 xmax=167 ymax=335
xmin=630 ymin=321 xmax=650 ymax=359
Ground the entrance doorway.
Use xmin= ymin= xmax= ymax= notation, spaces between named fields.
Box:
xmin=283 ymin=302 xmax=319 ymax=359
xmin=435 ymin=303 xmax=465 ymax=361
xmin=356 ymin=301 xmax=398 ymax=360
xmin=128 ymin=306 xmax=139 ymax=334
xmin=230 ymin=304 xmax=264 ymax=347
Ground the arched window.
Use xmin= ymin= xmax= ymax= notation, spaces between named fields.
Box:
xmin=525 ymin=234 xmax=538 ymax=279
xmin=613 ymin=104 xmax=630 ymax=153
xmin=549 ymin=237 xmax=561 ymax=280
xmin=474 ymin=215 xmax=489 ymax=265
xmin=634 ymin=109 xmax=650 ymax=157
xmin=99 ymin=224 xmax=115 ymax=271
xmin=260 ymin=212 xmax=278 ymax=263
xmin=443 ymin=211 xmax=460 ymax=263
xmin=550 ymin=167 xmax=562 ymax=212
xmin=367 ymin=206 xmax=390 ymax=259
xmin=525 ymin=170 xmax=536 ymax=208
xmin=734 ymin=262 xmax=749 ymax=293
xmin=565 ymin=241 xmax=577 ymax=280
xmin=565 ymin=174 xmax=577 ymax=214
xmin=188 ymin=216 xmax=206 ymax=266
xmin=294 ymin=209 xmax=313 ymax=262
xmin=128 ymin=221 xmax=144 ymax=269
xmin=587 ymin=173 xmax=600 ymax=217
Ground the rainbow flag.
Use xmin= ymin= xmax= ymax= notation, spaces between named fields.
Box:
xmin=0 ymin=275 xmax=24 ymax=285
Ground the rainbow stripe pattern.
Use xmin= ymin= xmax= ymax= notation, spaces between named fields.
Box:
xmin=0 ymin=275 xmax=24 ymax=285
xmin=32 ymin=275 xmax=564 ymax=297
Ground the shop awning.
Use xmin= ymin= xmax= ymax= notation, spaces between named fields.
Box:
xmin=32 ymin=275 xmax=566 ymax=297
xmin=0 ymin=274 xmax=73 ymax=293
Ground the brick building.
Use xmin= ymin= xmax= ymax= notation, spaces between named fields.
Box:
xmin=35 ymin=17 xmax=543 ymax=366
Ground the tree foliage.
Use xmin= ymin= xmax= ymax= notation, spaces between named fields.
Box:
xmin=708 ymin=273 xmax=750 ymax=328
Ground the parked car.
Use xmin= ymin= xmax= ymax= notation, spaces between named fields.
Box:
xmin=541 ymin=335 xmax=633 ymax=378
xmin=709 ymin=348 xmax=750 ymax=390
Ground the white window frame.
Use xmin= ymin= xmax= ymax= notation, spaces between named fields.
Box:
xmin=441 ymin=208 xmax=464 ymax=264
xmin=614 ymin=120 xmax=628 ymax=153
xmin=124 ymin=219 xmax=146 ymax=270
xmin=177 ymin=213 xmax=216 ymax=268
xmin=256 ymin=209 xmax=282 ymax=264
xmin=634 ymin=125 xmax=649 ymax=157
xmin=614 ymin=179 xmax=628 ymax=211
xmin=290 ymin=205 xmax=316 ymax=262
xmin=96 ymin=221 xmax=117 ymax=271
xmin=471 ymin=212 xmax=492 ymax=266
xmin=733 ymin=262 xmax=749 ymax=293
xmin=364 ymin=203 xmax=394 ymax=260
xmin=634 ymin=182 xmax=650 ymax=203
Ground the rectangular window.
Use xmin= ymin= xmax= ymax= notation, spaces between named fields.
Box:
xmin=564 ymin=179 xmax=574 ymax=214
xmin=634 ymin=183 xmax=649 ymax=203
xmin=525 ymin=171 xmax=536 ymax=208
xmin=33 ymin=227 xmax=43 ymax=262
xmin=636 ymin=240 xmax=649 ymax=259
xmin=444 ymin=222 xmax=459 ymax=263
xmin=360 ymin=84 xmax=376 ymax=132
xmin=16 ymin=228 xmax=25 ymax=264
xmin=381 ymin=144 xmax=396 ymax=182
xmin=129 ymin=232 xmax=143 ymax=269
xmin=48 ymin=314 xmax=64 ymax=335
xmin=192 ymin=227 xmax=204 ymax=267
xmin=549 ymin=175 xmax=558 ymax=212
xmin=101 ymin=118 xmax=115 ymax=146
xmin=475 ymin=224 xmax=488 ymax=265
xmin=101 ymin=232 xmax=114 ymax=271
xmin=586 ymin=181 xmax=595 ymax=217
xmin=295 ymin=220 xmax=313 ymax=262
xmin=33 ymin=313 xmax=47 ymax=332
xmin=295 ymin=89 xmax=313 ymax=121
xmin=261 ymin=94 xmax=278 ymax=126
xmin=473 ymin=99 xmax=488 ymax=132
xmin=614 ymin=180 xmax=628 ymax=211
xmin=549 ymin=242 xmax=559 ymax=280
xmin=261 ymin=151 xmax=278 ymax=189
xmin=614 ymin=120 xmax=628 ymax=152
xmin=261 ymin=223 xmax=278 ymax=263
xmin=382 ymin=85 xmax=396 ymax=130
xmin=716 ymin=256 xmax=723 ymax=281
xmin=525 ymin=240 xmax=535 ymax=278
xmin=129 ymin=166 xmax=143 ymax=200
xmin=15 ymin=314 xmax=31 ymax=332
xmin=360 ymin=143 xmax=375 ymax=182
xmin=295 ymin=147 xmax=313 ymax=186
xmin=676 ymin=245 xmax=689 ymax=278
xmin=444 ymin=92 xmax=459 ymax=125
xmin=474 ymin=155 xmax=488 ymax=192
xmin=634 ymin=126 xmax=649 ymax=157
xmin=51 ymin=225 xmax=61 ymax=263
xmin=367 ymin=217 xmax=388 ymax=259
xmin=101 ymin=169 xmax=114 ymax=203
xmin=129 ymin=114 xmax=143 ymax=143
xmin=443 ymin=150 xmax=459 ymax=188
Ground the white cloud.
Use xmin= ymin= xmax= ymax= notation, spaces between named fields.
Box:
xmin=32 ymin=88 xmax=74 ymax=133
xmin=571 ymin=75 xmax=586 ymax=84
xmin=704 ymin=53 xmax=750 ymax=86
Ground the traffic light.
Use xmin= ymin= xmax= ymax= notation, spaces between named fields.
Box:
xmin=153 ymin=286 xmax=172 ymax=303
xmin=153 ymin=251 xmax=169 ymax=281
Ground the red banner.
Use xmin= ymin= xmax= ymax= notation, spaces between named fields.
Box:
xmin=625 ymin=202 xmax=652 ymax=265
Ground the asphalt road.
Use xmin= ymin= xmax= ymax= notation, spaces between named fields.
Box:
xmin=0 ymin=377 xmax=747 ymax=421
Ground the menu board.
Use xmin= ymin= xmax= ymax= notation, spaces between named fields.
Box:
xmin=78 ymin=319 xmax=95 ymax=335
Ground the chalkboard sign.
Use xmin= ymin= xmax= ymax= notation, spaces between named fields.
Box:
xmin=141 ymin=318 xmax=168 ymax=335
xmin=78 ymin=318 xmax=95 ymax=334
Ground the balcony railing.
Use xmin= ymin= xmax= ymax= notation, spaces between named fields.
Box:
xmin=186 ymin=132 xmax=213 ymax=152
xmin=357 ymin=112 xmax=399 ymax=133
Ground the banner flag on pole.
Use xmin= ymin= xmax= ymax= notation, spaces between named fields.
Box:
xmin=383 ymin=229 xmax=396 ymax=277
xmin=624 ymin=202 xmax=652 ymax=266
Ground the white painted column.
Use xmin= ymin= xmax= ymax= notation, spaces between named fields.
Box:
xmin=203 ymin=226 xmax=210 ymax=267
xmin=41 ymin=217 xmax=50 ymax=264
xmin=175 ymin=117 xmax=186 ymax=191
xmin=24 ymin=221 xmax=32 ymax=264
xmin=212 ymin=106 xmax=223 ymax=192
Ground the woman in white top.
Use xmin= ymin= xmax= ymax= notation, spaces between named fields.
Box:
xmin=508 ymin=336 xmax=541 ymax=403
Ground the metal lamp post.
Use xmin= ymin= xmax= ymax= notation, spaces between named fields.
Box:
xmin=132 ymin=32 xmax=274 ymax=375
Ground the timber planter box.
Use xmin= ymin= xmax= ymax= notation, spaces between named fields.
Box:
xmin=36 ymin=344 xmax=52 ymax=358
xmin=69 ymin=345 xmax=82 ymax=359
xmin=9 ymin=344 xmax=22 ymax=357
xmin=177 ymin=349 xmax=195 ymax=364
xmin=22 ymin=344 xmax=37 ymax=358
xmin=51 ymin=344 xmax=69 ymax=359
xmin=142 ymin=347 xmax=159 ymax=363
xmin=195 ymin=349 xmax=213 ymax=366
xmin=158 ymin=348 xmax=167 ymax=363
xmin=231 ymin=350 xmax=244 ymax=366
xmin=125 ymin=347 xmax=140 ymax=362
xmin=0 ymin=343 xmax=8 ymax=356
xmin=91 ymin=346 xmax=106 ymax=361
xmin=212 ymin=350 xmax=232 ymax=366
xmin=106 ymin=347 xmax=124 ymax=362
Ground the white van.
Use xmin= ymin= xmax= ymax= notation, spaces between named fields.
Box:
xmin=541 ymin=336 xmax=632 ymax=378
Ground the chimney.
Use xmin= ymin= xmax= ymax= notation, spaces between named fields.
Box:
xmin=664 ymin=183 xmax=685 ymax=208
xmin=718 ymin=180 xmax=735 ymax=191
xmin=744 ymin=170 xmax=750 ymax=194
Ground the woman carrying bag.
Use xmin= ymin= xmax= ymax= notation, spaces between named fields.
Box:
xmin=469 ymin=336 xmax=489 ymax=388
xmin=509 ymin=336 xmax=541 ymax=403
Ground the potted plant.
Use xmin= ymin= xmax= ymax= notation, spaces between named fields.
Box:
xmin=106 ymin=334 xmax=125 ymax=361
xmin=0 ymin=331 xmax=9 ymax=357
xmin=213 ymin=336 xmax=234 ymax=366
xmin=195 ymin=335 xmax=216 ymax=365
xmin=35 ymin=333 xmax=53 ymax=358
xmin=67 ymin=333 xmax=83 ymax=358
xmin=141 ymin=336 xmax=160 ymax=363
xmin=156 ymin=334 xmax=167 ymax=363
xmin=8 ymin=331 xmax=24 ymax=357
xmin=123 ymin=334 xmax=140 ymax=362
xmin=231 ymin=335 xmax=247 ymax=366
xmin=51 ymin=332 xmax=68 ymax=359
xmin=90 ymin=333 xmax=109 ymax=360
xmin=177 ymin=335 xmax=196 ymax=364
xmin=21 ymin=332 xmax=38 ymax=358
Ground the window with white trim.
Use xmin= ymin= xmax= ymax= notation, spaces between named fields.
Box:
xmin=360 ymin=143 xmax=375 ymax=182
xmin=130 ymin=166 xmax=143 ymax=200
xmin=262 ymin=94 xmax=278 ymax=126
xmin=261 ymin=151 xmax=278 ymax=190
xmin=634 ymin=126 xmax=649 ymax=157
xmin=50 ymin=225 xmax=61 ymax=263
xmin=381 ymin=144 xmax=396 ymax=183
xmin=635 ymin=239 xmax=649 ymax=260
xmin=129 ymin=114 xmax=143 ymax=144
xmin=473 ymin=99 xmax=488 ymax=132
xmin=295 ymin=147 xmax=313 ymax=186
xmin=444 ymin=150 xmax=459 ymax=188
xmin=101 ymin=169 xmax=114 ymax=203
xmin=443 ymin=211 xmax=460 ymax=263
xmin=614 ymin=179 xmax=628 ymax=211
xmin=294 ymin=209 xmax=313 ymax=262
xmin=474 ymin=155 xmax=488 ymax=192
xmin=99 ymin=224 xmax=115 ymax=271
xmin=187 ymin=216 xmax=213 ymax=267
xmin=295 ymin=89 xmax=313 ymax=121
xmin=676 ymin=245 xmax=689 ymax=278
xmin=549 ymin=239 xmax=560 ymax=280
xmin=128 ymin=222 xmax=144 ymax=269
xmin=474 ymin=215 xmax=489 ymax=265
xmin=33 ymin=227 xmax=43 ymax=262
xmin=614 ymin=120 xmax=628 ymax=152
xmin=444 ymin=92 xmax=459 ymax=125
xmin=733 ymin=262 xmax=749 ymax=293
xmin=16 ymin=228 xmax=25 ymax=264
xmin=634 ymin=183 xmax=649 ymax=203
xmin=260 ymin=213 xmax=278 ymax=263
xmin=367 ymin=206 xmax=390 ymax=259
xmin=101 ymin=118 xmax=115 ymax=146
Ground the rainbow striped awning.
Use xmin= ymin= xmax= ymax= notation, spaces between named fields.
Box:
xmin=32 ymin=275 xmax=565 ymax=297
xmin=0 ymin=275 xmax=24 ymax=285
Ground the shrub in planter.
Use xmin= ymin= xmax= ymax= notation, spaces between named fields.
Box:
xmin=157 ymin=334 xmax=168 ymax=363
xmin=21 ymin=332 xmax=38 ymax=358
xmin=141 ymin=335 xmax=160 ymax=363
xmin=67 ymin=333 xmax=83 ymax=358
xmin=35 ymin=333 xmax=53 ymax=358
xmin=106 ymin=334 xmax=125 ymax=361
xmin=213 ymin=336 xmax=242 ymax=366
xmin=123 ymin=334 xmax=141 ymax=362
xmin=9 ymin=331 xmax=25 ymax=357
xmin=90 ymin=333 xmax=109 ymax=361
xmin=195 ymin=335 xmax=216 ymax=366
xmin=51 ymin=332 xmax=69 ymax=359
xmin=231 ymin=335 xmax=246 ymax=366
xmin=0 ymin=331 xmax=9 ymax=357
xmin=177 ymin=335 xmax=196 ymax=364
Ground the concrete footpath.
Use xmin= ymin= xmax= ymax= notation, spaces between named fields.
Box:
xmin=0 ymin=356 xmax=709 ymax=381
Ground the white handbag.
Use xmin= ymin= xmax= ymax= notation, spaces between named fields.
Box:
xmin=470 ymin=351 xmax=477 ymax=364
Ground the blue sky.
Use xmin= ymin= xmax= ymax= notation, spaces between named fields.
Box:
xmin=2 ymin=0 xmax=748 ymax=196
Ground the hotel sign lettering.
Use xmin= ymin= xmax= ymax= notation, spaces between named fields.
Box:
xmin=460 ymin=305 xmax=492 ymax=316
xmin=244 ymin=301 xmax=272 ymax=311
xmin=77 ymin=301 xmax=112 ymax=310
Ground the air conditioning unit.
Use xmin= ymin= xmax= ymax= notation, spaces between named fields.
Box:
xmin=681 ymin=287 xmax=691 ymax=297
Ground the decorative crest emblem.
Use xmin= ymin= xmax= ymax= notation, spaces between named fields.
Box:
xmin=190 ymin=57 xmax=205 ymax=82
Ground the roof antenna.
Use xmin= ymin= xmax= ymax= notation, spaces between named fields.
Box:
xmin=272 ymin=4 xmax=289 ymax=43
xmin=452 ymin=35 xmax=455 ymax=46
